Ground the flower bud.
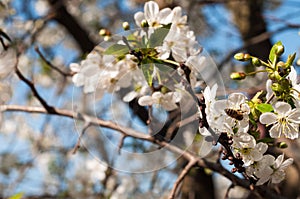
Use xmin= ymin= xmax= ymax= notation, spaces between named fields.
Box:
xmin=230 ymin=72 xmax=246 ymax=80
xmin=276 ymin=142 xmax=288 ymax=149
xmin=99 ymin=28 xmax=111 ymax=36
xmin=122 ymin=22 xmax=130 ymax=31
xmin=275 ymin=44 xmax=284 ymax=56
xmin=103 ymin=35 xmax=111 ymax=41
xmin=234 ymin=53 xmax=251 ymax=61
xmin=251 ymin=57 xmax=261 ymax=67
xmin=141 ymin=19 xmax=149 ymax=28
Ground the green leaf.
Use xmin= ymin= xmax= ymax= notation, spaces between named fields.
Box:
xmin=149 ymin=27 xmax=170 ymax=48
xmin=255 ymin=103 xmax=274 ymax=113
xmin=286 ymin=52 xmax=296 ymax=67
xmin=258 ymin=137 xmax=274 ymax=144
xmin=141 ymin=62 xmax=154 ymax=86
xmin=269 ymin=41 xmax=282 ymax=63
xmin=104 ymin=44 xmax=129 ymax=56
xmin=8 ymin=192 xmax=23 ymax=199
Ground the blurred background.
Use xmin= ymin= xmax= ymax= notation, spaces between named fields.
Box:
xmin=0 ymin=0 xmax=300 ymax=198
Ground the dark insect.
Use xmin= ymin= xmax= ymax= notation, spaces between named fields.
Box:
xmin=225 ymin=108 xmax=244 ymax=121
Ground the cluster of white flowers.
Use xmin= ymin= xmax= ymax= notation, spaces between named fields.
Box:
xmin=199 ymin=82 xmax=297 ymax=184
xmin=70 ymin=1 xmax=298 ymax=186
xmin=70 ymin=1 xmax=204 ymax=111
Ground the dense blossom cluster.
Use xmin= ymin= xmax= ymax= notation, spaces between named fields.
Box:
xmin=70 ymin=1 xmax=298 ymax=186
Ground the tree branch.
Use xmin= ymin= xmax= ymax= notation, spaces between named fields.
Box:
xmin=168 ymin=159 xmax=198 ymax=199
xmin=0 ymin=104 xmax=286 ymax=199
xmin=14 ymin=62 xmax=57 ymax=114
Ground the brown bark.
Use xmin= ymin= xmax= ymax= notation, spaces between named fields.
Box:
xmin=226 ymin=0 xmax=272 ymax=62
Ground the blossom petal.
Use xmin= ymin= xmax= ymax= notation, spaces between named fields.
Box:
xmin=158 ymin=8 xmax=173 ymax=24
xmin=269 ymin=123 xmax=282 ymax=138
xmin=144 ymin=1 xmax=159 ymax=23
xmin=134 ymin=12 xmax=144 ymax=27
xmin=259 ymin=112 xmax=277 ymax=125
xmin=138 ymin=96 xmax=153 ymax=106
xmin=288 ymin=109 xmax=300 ymax=124
xmin=123 ymin=91 xmax=138 ymax=102
xmin=228 ymin=93 xmax=247 ymax=106
xmin=274 ymin=101 xmax=291 ymax=115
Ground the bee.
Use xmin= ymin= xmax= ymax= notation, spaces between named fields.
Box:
xmin=224 ymin=108 xmax=244 ymax=121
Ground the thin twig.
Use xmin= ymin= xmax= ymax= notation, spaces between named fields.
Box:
xmin=117 ymin=135 xmax=127 ymax=154
xmin=168 ymin=159 xmax=198 ymax=199
xmin=14 ymin=59 xmax=57 ymax=114
xmin=0 ymin=104 xmax=287 ymax=199
xmin=72 ymin=122 xmax=92 ymax=154
xmin=35 ymin=46 xmax=73 ymax=77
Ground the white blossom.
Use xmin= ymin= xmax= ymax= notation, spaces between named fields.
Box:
xmin=260 ymin=101 xmax=300 ymax=139
xmin=134 ymin=1 xmax=173 ymax=28
xmin=213 ymin=93 xmax=250 ymax=134
xmin=138 ymin=91 xmax=181 ymax=111
xmin=85 ymin=159 xmax=108 ymax=183
xmin=232 ymin=132 xmax=268 ymax=166
xmin=247 ymin=154 xmax=293 ymax=185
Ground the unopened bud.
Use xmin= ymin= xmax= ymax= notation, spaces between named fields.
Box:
xmin=103 ymin=35 xmax=111 ymax=41
xmin=251 ymin=57 xmax=261 ymax=67
xmin=275 ymin=44 xmax=284 ymax=56
xmin=287 ymin=53 xmax=296 ymax=67
xmin=276 ymin=142 xmax=288 ymax=149
xmin=141 ymin=19 xmax=149 ymax=28
xmin=122 ymin=22 xmax=130 ymax=30
xmin=99 ymin=29 xmax=111 ymax=36
xmin=234 ymin=53 xmax=251 ymax=61
xmin=230 ymin=72 xmax=246 ymax=80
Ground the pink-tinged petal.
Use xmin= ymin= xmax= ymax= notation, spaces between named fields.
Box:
xmin=274 ymin=101 xmax=291 ymax=115
xmin=288 ymin=109 xmax=300 ymax=123
xmin=138 ymin=96 xmax=153 ymax=106
xmin=144 ymin=1 xmax=159 ymax=22
xmin=269 ymin=123 xmax=282 ymax=138
xmin=259 ymin=113 xmax=277 ymax=125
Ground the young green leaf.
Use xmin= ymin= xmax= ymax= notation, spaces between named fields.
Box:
xmin=104 ymin=44 xmax=129 ymax=56
xmin=149 ymin=27 xmax=170 ymax=48
xmin=255 ymin=103 xmax=274 ymax=113
xmin=141 ymin=62 xmax=154 ymax=86
xmin=269 ymin=41 xmax=283 ymax=64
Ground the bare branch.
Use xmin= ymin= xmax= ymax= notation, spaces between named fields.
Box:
xmin=35 ymin=46 xmax=73 ymax=77
xmin=0 ymin=104 xmax=287 ymax=199
xmin=14 ymin=60 xmax=57 ymax=114
xmin=72 ymin=122 xmax=92 ymax=154
xmin=117 ymin=135 xmax=127 ymax=154
xmin=168 ymin=159 xmax=198 ymax=199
